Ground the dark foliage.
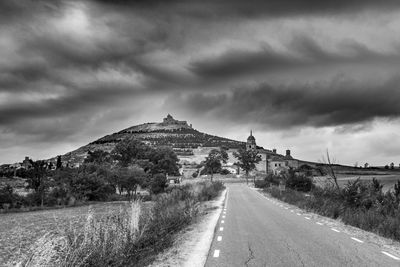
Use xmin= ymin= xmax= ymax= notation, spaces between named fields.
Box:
xmin=220 ymin=169 xmax=231 ymax=175
xmin=285 ymin=170 xmax=314 ymax=192
xmin=149 ymin=174 xmax=168 ymax=195
xmin=112 ymin=139 xmax=180 ymax=175
xmin=254 ymin=179 xmax=270 ymax=188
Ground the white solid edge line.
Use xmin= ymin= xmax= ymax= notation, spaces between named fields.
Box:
xmin=331 ymin=228 xmax=340 ymax=232
xmin=217 ymin=236 xmax=222 ymax=241
xmin=351 ymin=237 xmax=364 ymax=243
xmin=382 ymin=251 xmax=400 ymax=260
xmin=220 ymin=227 xmax=224 ymax=231
xmin=213 ymin=250 xmax=220 ymax=258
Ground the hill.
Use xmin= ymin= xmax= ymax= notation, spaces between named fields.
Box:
xmin=59 ymin=114 xmax=248 ymax=165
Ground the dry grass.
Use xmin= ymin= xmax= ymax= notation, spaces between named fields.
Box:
xmin=0 ymin=202 xmax=131 ymax=266
xmin=23 ymin=201 xmax=144 ymax=267
xmin=14 ymin=181 xmax=224 ymax=267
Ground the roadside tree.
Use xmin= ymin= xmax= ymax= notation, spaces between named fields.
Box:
xmin=233 ymin=149 xmax=261 ymax=184
xmin=204 ymin=148 xmax=229 ymax=182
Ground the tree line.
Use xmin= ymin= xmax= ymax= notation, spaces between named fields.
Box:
xmin=0 ymin=139 xmax=180 ymax=210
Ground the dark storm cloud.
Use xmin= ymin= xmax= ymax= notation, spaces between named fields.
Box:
xmin=167 ymin=77 xmax=400 ymax=130
xmin=0 ymin=1 xmax=64 ymax=23
xmin=93 ymin=0 xmax=400 ymax=18
xmin=189 ymin=36 xmax=400 ymax=80
xmin=0 ymin=84 xmax=137 ymax=125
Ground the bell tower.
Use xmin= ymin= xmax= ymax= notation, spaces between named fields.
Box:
xmin=246 ymin=130 xmax=256 ymax=151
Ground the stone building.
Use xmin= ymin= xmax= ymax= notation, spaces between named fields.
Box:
xmin=243 ymin=131 xmax=299 ymax=175
xmin=246 ymin=130 xmax=257 ymax=151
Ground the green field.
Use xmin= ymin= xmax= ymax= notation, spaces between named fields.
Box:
xmin=0 ymin=202 xmax=131 ymax=266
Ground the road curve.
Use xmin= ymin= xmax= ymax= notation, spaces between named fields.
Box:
xmin=205 ymin=184 xmax=400 ymax=267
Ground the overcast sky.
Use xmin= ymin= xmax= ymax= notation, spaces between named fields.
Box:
xmin=2 ymin=0 xmax=400 ymax=166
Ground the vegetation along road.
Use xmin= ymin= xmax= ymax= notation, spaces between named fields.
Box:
xmin=205 ymin=184 xmax=400 ymax=267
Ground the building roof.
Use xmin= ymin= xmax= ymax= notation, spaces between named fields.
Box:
xmin=270 ymin=156 xmax=286 ymax=162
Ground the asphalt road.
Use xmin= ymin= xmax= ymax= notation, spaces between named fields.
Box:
xmin=205 ymin=184 xmax=400 ymax=267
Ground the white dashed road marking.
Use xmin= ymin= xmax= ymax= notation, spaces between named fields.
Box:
xmin=217 ymin=236 xmax=222 ymax=241
xmin=221 ymin=220 xmax=225 ymax=223
xmin=382 ymin=251 xmax=400 ymax=260
xmin=220 ymin=227 xmax=224 ymax=231
xmin=259 ymin=192 xmax=400 ymax=263
xmin=213 ymin=250 xmax=220 ymax=258
xmin=222 ymin=215 xmax=226 ymax=218
xmin=351 ymin=237 xmax=364 ymax=243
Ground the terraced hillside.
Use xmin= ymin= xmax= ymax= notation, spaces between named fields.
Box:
xmin=59 ymin=115 xmax=247 ymax=164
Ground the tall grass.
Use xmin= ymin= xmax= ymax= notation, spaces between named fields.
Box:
xmin=22 ymin=181 xmax=224 ymax=267
xmin=264 ymin=179 xmax=400 ymax=241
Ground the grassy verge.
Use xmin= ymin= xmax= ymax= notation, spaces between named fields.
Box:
xmin=22 ymin=181 xmax=225 ymax=266
xmin=263 ymin=179 xmax=400 ymax=242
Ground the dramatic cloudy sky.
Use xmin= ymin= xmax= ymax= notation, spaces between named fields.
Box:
xmin=2 ymin=0 xmax=400 ymax=165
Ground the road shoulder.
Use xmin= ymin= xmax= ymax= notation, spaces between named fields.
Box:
xmin=253 ymin=186 xmax=400 ymax=260
xmin=148 ymin=189 xmax=227 ymax=267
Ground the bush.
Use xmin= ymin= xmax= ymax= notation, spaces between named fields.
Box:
xmin=149 ymin=174 xmax=168 ymax=195
xmin=197 ymin=181 xmax=224 ymax=201
xmin=265 ymin=174 xmax=281 ymax=186
xmin=70 ymin=175 xmax=115 ymax=201
xmin=0 ymin=185 xmax=15 ymax=206
xmin=254 ymin=179 xmax=269 ymax=188
xmin=220 ymin=169 xmax=231 ymax=175
xmin=285 ymin=173 xmax=314 ymax=192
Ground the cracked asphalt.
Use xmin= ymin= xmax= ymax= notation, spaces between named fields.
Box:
xmin=204 ymin=184 xmax=399 ymax=267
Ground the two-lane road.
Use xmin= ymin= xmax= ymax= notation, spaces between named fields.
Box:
xmin=205 ymin=184 xmax=400 ymax=267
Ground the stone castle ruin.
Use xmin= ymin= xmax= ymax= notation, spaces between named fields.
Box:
xmin=162 ymin=114 xmax=192 ymax=128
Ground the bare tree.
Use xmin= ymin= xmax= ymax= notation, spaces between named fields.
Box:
xmin=321 ymin=149 xmax=340 ymax=191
